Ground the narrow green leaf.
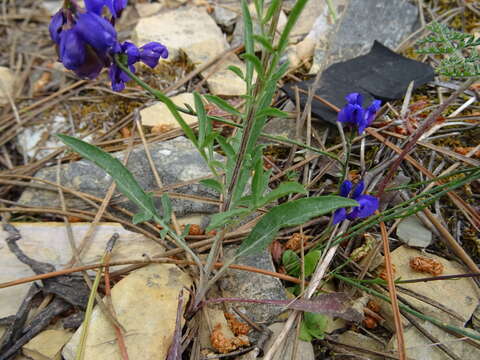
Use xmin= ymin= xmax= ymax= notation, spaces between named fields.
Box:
xmin=193 ymin=92 xmax=209 ymax=148
xmin=237 ymin=196 xmax=358 ymax=257
xmin=253 ymin=34 xmax=274 ymax=52
xmin=205 ymin=95 xmax=241 ymax=117
xmin=207 ymin=208 xmax=250 ymax=231
xmin=252 ymin=152 xmax=265 ymax=203
xmin=57 ymin=135 xmax=157 ymax=219
xmin=200 ymin=178 xmax=224 ymax=193
xmin=262 ymin=0 xmax=280 ymax=25
xmin=227 ymin=65 xmax=245 ymax=80
xmin=216 ymin=135 xmax=236 ymax=160
xmin=241 ymin=0 xmax=254 ymax=88
xmin=241 ymin=53 xmax=265 ymax=80
xmin=256 ymin=107 xmax=288 ymax=118
xmin=161 ymin=194 xmax=172 ymax=223
xmin=260 ymin=182 xmax=307 ymax=207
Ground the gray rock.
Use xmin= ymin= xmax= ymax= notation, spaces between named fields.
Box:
xmin=312 ymin=0 xmax=418 ymax=71
xmin=262 ymin=117 xmax=298 ymax=141
xmin=213 ymin=1 xmax=240 ymax=33
xmin=219 ymin=245 xmax=287 ymax=323
xmin=397 ymin=215 xmax=433 ymax=248
xmin=333 ymin=331 xmax=385 ymax=360
xmin=19 ymin=137 xmax=219 ymax=217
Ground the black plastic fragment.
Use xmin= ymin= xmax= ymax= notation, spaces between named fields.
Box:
xmin=282 ymin=41 xmax=435 ymax=125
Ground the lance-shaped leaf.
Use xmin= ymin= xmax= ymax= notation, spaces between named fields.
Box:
xmin=57 ymin=135 xmax=158 ymax=220
xmin=237 ymin=196 xmax=357 ymax=257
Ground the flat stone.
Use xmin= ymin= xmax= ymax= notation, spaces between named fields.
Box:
xmin=378 ymin=246 xmax=479 ymax=329
xmin=219 ymin=245 xmax=287 ymax=323
xmin=333 ymin=331 xmax=385 ymax=360
xmin=63 ymin=264 xmax=192 ymax=360
xmin=140 ymin=93 xmax=197 ymax=128
xmin=0 ymin=66 xmax=15 ymax=105
xmin=204 ymin=56 xmax=247 ymax=96
xmin=0 ymin=222 xmax=164 ymax=318
xmin=23 ymin=329 xmax=73 ymax=360
xmin=134 ymin=7 xmax=228 ymax=64
xmin=312 ymin=0 xmax=418 ymax=71
xmin=213 ymin=1 xmax=240 ymax=33
xmin=390 ymin=320 xmax=480 ymax=360
xmin=397 ymin=215 xmax=433 ymax=248
xmin=18 ymin=137 xmax=220 ymax=217
xmin=135 ymin=2 xmax=164 ymax=18
xmin=289 ymin=0 xmax=326 ymax=43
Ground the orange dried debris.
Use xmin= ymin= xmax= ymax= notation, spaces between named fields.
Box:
xmin=378 ymin=263 xmax=396 ymax=281
xmin=210 ymin=324 xmax=250 ymax=354
xmin=120 ymin=127 xmax=131 ymax=138
xmin=188 ymin=224 xmax=204 ymax=236
xmin=151 ymin=124 xmax=174 ymax=134
xmin=362 ymin=316 xmax=378 ymax=329
xmin=410 ymin=256 xmax=444 ymax=276
xmin=454 ymin=147 xmax=480 ymax=159
xmin=285 ymin=233 xmax=308 ymax=251
xmin=225 ymin=313 xmax=250 ymax=336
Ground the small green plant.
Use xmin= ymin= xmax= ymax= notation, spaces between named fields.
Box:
xmin=417 ymin=21 xmax=480 ymax=77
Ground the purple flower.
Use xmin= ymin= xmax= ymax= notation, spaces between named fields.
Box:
xmin=139 ymin=42 xmax=169 ymax=68
xmin=333 ymin=180 xmax=379 ymax=224
xmin=49 ymin=1 xmax=168 ymax=91
xmin=338 ymin=93 xmax=381 ymax=134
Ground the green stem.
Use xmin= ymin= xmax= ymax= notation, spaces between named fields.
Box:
xmin=335 ymin=274 xmax=480 ymax=341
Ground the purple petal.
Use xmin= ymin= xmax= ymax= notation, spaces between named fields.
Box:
xmin=339 ymin=180 xmax=352 ymax=197
xmin=337 ymin=104 xmax=352 ymax=123
xmin=109 ymin=63 xmax=135 ymax=91
xmin=105 ymin=0 xmax=128 ymax=18
xmin=49 ymin=10 xmax=65 ymax=44
xmin=355 ymin=195 xmax=379 ymax=219
xmin=364 ymin=99 xmax=382 ymax=126
xmin=75 ymin=12 xmax=117 ymax=52
xmin=121 ymin=41 xmax=140 ymax=64
xmin=139 ymin=42 xmax=169 ymax=68
xmin=352 ymin=181 xmax=365 ymax=199
xmin=346 ymin=93 xmax=362 ymax=106
xmin=84 ymin=0 xmax=106 ymax=15
xmin=74 ymin=45 xmax=107 ymax=79
xmin=59 ymin=29 xmax=86 ymax=70
xmin=333 ymin=208 xmax=347 ymax=224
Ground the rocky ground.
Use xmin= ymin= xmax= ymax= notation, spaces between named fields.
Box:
xmin=0 ymin=0 xmax=479 ymax=359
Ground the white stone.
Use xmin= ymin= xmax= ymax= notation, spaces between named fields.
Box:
xmin=135 ymin=3 xmax=163 ymax=18
xmin=289 ymin=0 xmax=326 ymax=43
xmin=140 ymin=93 xmax=197 ymax=128
xmin=133 ymin=7 xmax=228 ymax=64
xmin=0 ymin=66 xmax=15 ymax=106
xmin=204 ymin=56 xmax=247 ymax=96
xmin=0 ymin=222 xmax=164 ymax=318
xmin=391 ymin=320 xmax=480 ymax=360
xmin=23 ymin=329 xmax=73 ymax=360
xmin=397 ymin=215 xmax=432 ymax=248
xmin=378 ymin=246 xmax=479 ymax=330
xmin=63 ymin=264 xmax=192 ymax=360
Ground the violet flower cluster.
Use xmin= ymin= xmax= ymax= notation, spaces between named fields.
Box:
xmin=49 ymin=0 xmax=168 ymax=91
xmin=337 ymin=93 xmax=381 ymax=134
xmin=333 ymin=180 xmax=379 ymax=224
